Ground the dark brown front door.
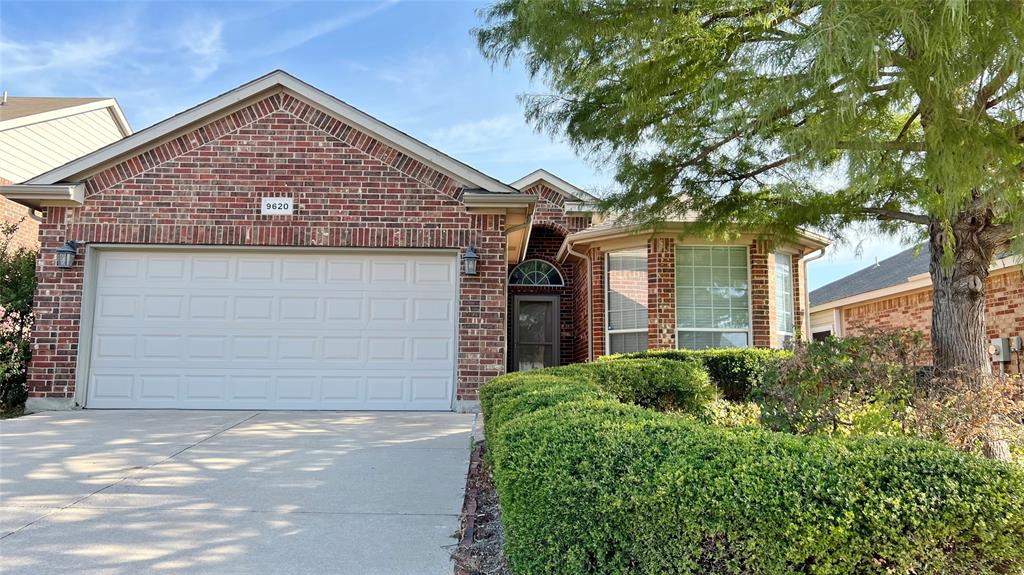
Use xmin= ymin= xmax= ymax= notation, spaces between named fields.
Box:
xmin=512 ymin=295 xmax=559 ymax=372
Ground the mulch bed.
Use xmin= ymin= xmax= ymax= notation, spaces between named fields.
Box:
xmin=452 ymin=441 xmax=511 ymax=575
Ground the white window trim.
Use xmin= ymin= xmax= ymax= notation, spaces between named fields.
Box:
xmin=674 ymin=245 xmax=754 ymax=349
xmin=509 ymin=258 xmax=565 ymax=287
xmin=604 ymin=249 xmax=649 ymax=355
xmin=775 ymin=252 xmax=795 ymax=338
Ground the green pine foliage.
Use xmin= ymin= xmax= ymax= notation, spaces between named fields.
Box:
xmin=482 ymin=363 xmax=1024 ymax=575
xmin=476 ymin=0 xmax=1023 ymax=265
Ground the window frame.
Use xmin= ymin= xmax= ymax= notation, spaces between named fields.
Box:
xmin=674 ymin=245 xmax=754 ymax=350
xmin=509 ymin=258 xmax=565 ymax=287
xmin=774 ymin=252 xmax=795 ymax=339
xmin=604 ymin=247 xmax=649 ymax=355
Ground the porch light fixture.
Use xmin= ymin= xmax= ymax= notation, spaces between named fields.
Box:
xmin=463 ymin=245 xmax=479 ymax=276
xmin=55 ymin=240 xmax=79 ymax=269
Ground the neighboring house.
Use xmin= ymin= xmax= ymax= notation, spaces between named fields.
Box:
xmin=0 ymin=95 xmax=132 ymax=251
xmin=810 ymin=244 xmax=1024 ymax=373
xmin=1 ymin=71 xmax=828 ymax=413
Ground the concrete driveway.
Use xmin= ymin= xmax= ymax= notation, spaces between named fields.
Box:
xmin=0 ymin=410 xmax=476 ymax=574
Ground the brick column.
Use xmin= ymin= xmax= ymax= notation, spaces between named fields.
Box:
xmin=590 ymin=247 xmax=605 ymax=359
xmin=647 ymin=238 xmax=676 ymax=350
xmin=749 ymin=240 xmax=771 ymax=347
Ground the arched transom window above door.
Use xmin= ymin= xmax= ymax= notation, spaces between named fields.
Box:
xmin=509 ymin=259 xmax=564 ymax=286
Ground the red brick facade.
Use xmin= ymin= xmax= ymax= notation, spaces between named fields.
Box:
xmin=749 ymin=240 xmax=772 ymax=347
xmin=1 ymin=177 xmax=39 ymax=252
xmin=27 ymin=92 xmax=508 ymax=404
xmin=647 ymin=237 xmax=675 ymax=349
xmin=841 ymin=266 xmax=1024 ymax=374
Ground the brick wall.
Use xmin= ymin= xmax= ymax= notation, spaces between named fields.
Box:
xmin=648 ymin=237 xmax=675 ymax=349
xmin=1 ymin=175 xmax=40 ymax=252
xmin=27 ymin=91 xmax=508 ymax=404
xmin=842 ymin=266 xmax=1024 ymax=374
xmin=571 ymin=256 xmax=591 ymax=362
xmin=749 ymin=240 xmax=772 ymax=347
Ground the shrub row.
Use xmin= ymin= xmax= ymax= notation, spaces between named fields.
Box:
xmin=602 ymin=348 xmax=789 ymax=400
xmin=482 ymin=363 xmax=1024 ymax=575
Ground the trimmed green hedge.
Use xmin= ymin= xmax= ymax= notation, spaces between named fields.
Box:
xmin=603 ymin=348 xmax=790 ymax=400
xmin=483 ymin=364 xmax=1024 ymax=575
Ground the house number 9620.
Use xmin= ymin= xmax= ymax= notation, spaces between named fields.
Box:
xmin=261 ymin=197 xmax=294 ymax=215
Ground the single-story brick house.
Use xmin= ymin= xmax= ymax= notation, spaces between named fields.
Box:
xmin=1 ymin=71 xmax=828 ymax=413
xmin=810 ymin=244 xmax=1024 ymax=374
xmin=1 ymin=95 xmax=132 ymax=251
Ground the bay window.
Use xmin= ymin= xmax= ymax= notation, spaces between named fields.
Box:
xmin=675 ymin=246 xmax=751 ymax=349
xmin=605 ymin=248 xmax=648 ymax=354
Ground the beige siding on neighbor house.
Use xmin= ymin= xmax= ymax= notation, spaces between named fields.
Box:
xmin=0 ymin=108 xmax=124 ymax=183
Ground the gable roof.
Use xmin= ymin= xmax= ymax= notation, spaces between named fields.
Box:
xmin=810 ymin=244 xmax=931 ymax=307
xmin=23 ymin=70 xmax=519 ymax=195
xmin=0 ymin=96 xmax=131 ymax=135
xmin=512 ymin=169 xmax=598 ymax=202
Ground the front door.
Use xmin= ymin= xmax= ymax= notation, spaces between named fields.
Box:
xmin=512 ymin=295 xmax=559 ymax=372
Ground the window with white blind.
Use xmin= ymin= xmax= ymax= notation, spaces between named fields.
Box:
xmin=675 ymin=246 xmax=751 ymax=349
xmin=605 ymin=248 xmax=648 ymax=354
xmin=775 ymin=253 xmax=794 ymax=338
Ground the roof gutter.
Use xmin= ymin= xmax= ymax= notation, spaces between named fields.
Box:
xmin=462 ymin=192 xmax=537 ymax=209
xmin=0 ymin=184 xmax=85 ymax=210
xmin=800 ymin=247 xmax=826 ymax=341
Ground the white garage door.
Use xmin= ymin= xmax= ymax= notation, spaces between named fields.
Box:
xmin=84 ymin=249 xmax=458 ymax=410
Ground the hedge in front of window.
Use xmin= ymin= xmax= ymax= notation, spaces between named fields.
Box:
xmin=603 ymin=348 xmax=790 ymax=401
xmin=482 ymin=369 xmax=1024 ymax=575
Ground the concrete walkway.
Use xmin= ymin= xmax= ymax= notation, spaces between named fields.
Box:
xmin=0 ymin=410 xmax=475 ymax=574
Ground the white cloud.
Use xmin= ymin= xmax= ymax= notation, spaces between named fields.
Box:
xmin=249 ymin=0 xmax=397 ymax=57
xmin=427 ymin=114 xmax=522 ymax=155
xmin=177 ymin=17 xmax=225 ymax=80
xmin=0 ymin=35 xmax=129 ymax=77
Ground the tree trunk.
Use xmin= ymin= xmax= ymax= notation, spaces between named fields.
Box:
xmin=928 ymin=218 xmax=992 ymax=376
xmin=928 ymin=209 xmax=1011 ymax=461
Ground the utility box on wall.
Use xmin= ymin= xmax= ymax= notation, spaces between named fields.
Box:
xmin=990 ymin=338 xmax=1011 ymax=363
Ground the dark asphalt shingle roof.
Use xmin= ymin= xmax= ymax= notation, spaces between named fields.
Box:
xmin=810 ymin=244 xmax=931 ymax=307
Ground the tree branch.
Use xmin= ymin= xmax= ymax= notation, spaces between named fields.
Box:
xmin=721 ymin=155 xmax=794 ymax=182
xmin=862 ymin=207 xmax=932 ymax=225
xmin=975 ymin=60 xmax=1014 ymax=111
xmin=895 ymin=108 xmax=920 ymax=141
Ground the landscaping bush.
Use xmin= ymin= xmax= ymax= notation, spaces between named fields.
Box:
xmin=757 ymin=330 xmax=924 ymax=435
xmin=547 ymin=359 xmax=717 ymax=414
xmin=0 ymin=221 xmax=36 ymax=413
xmin=603 ymin=348 xmax=789 ymax=401
xmin=482 ymin=364 xmax=1024 ymax=575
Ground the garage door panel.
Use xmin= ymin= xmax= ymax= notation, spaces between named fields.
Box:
xmin=87 ymin=370 xmax=453 ymax=410
xmin=86 ymin=250 xmax=457 ymax=410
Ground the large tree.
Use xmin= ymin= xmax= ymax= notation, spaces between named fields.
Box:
xmin=477 ymin=0 xmax=1023 ymax=377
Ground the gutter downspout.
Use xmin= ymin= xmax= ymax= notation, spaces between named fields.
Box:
xmin=801 ymin=247 xmax=826 ymax=341
xmin=565 ymin=241 xmax=594 ymax=361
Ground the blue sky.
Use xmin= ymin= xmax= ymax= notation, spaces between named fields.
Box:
xmin=0 ymin=0 xmax=907 ymax=289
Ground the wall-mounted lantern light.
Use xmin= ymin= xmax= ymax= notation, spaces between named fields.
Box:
xmin=55 ymin=240 xmax=79 ymax=269
xmin=463 ymin=245 xmax=479 ymax=276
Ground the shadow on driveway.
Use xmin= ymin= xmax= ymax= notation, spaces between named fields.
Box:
xmin=0 ymin=410 xmax=475 ymax=574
